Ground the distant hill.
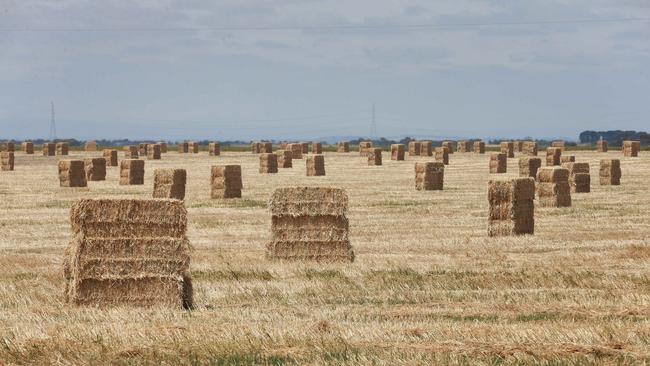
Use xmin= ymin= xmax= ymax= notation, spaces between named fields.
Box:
xmin=579 ymin=130 xmax=649 ymax=146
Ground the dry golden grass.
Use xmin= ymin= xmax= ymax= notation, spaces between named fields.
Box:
xmin=1 ymin=150 xmax=649 ymax=365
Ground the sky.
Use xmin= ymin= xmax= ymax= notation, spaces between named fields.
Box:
xmin=1 ymin=0 xmax=649 ymax=141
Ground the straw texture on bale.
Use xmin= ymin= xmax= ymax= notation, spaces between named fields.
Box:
xmin=408 ymin=141 xmax=421 ymax=156
xmin=120 ymin=159 xmax=145 ymax=185
xmin=22 ymin=141 xmax=34 ymax=154
xmin=300 ymin=142 xmax=309 ymax=154
xmin=415 ymin=162 xmax=444 ymax=191
xmin=178 ymin=142 xmax=189 ymax=154
xmin=488 ymin=178 xmax=535 ymax=236
xmin=419 ymin=141 xmax=433 ymax=157
xmin=63 ymin=199 xmax=192 ymax=308
xmin=337 ymin=141 xmax=349 ymax=153
xmin=2 ymin=142 xmax=15 ymax=152
xmin=623 ymin=141 xmax=639 ymax=157
xmin=266 ymin=187 xmax=354 ymax=262
xmin=489 ymin=153 xmax=507 ymax=174
xmin=56 ymin=142 xmax=69 ymax=156
xmin=211 ymin=165 xmax=242 ymax=199
xmin=1 ymin=152 xmax=14 ymax=171
xmin=189 ymin=142 xmax=199 ymax=154
xmin=124 ymin=146 xmax=139 ymax=158
xmin=312 ymin=142 xmax=322 ymax=155
xmin=85 ymin=141 xmax=97 ymax=152
xmin=597 ymin=140 xmax=608 ymax=152
xmin=536 ymin=167 xmax=571 ymax=207
xmin=519 ymin=157 xmax=541 ymax=178
xmin=442 ymin=141 xmax=455 ymax=155
xmin=359 ymin=141 xmax=373 ymax=157
xmin=562 ymin=162 xmax=590 ymax=193
xmin=251 ymin=142 xmax=262 ymax=154
xmin=276 ymin=150 xmax=293 ymax=168
xmin=367 ymin=148 xmax=382 ymax=166
xmin=103 ymin=150 xmax=118 ymax=166
xmin=435 ymin=147 xmax=449 ymax=165
xmin=208 ymin=142 xmax=220 ymax=156
xmin=306 ymin=155 xmax=325 ymax=176
xmin=288 ymin=143 xmax=303 ymax=159
xmin=85 ymin=158 xmax=106 ymax=181
xmin=500 ymin=141 xmax=514 ymax=158
xmin=473 ymin=141 xmax=485 ymax=154
xmin=561 ymin=156 xmax=575 ymax=163
xmin=157 ymin=142 xmax=168 ymax=153
xmin=139 ymin=143 xmax=149 ymax=157
xmin=153 ymin=169 xmax=186 ymax=200
xmin=262 ymin=142 xmax=273 ymax=154
xmin=391 ymin=144 xmax=405 ymax=161
xmin=546 ymin=147 xmax=562 ymax=166
xmin=457 ymin=141 xmax=471 ymax=153
xmin=147 ymin=144 xmax=161 ymax=160
xmin=600 ymin=159 xmax=621 ymax=186
xmin=42 ymin=143 xmax=56 ymax=156
xmin=260 ymin=153 xmax=279 ymax=174
xmin=515 ymin=141 xmax=524 ymax=152
xmin=523 ymin=141 xmax=538 ymax=156
xmin=59 ymin=160 xmax=87 ymax=187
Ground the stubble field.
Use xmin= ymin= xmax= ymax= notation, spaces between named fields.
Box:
xmin=0 ymin=148 xmax=649 ymax=365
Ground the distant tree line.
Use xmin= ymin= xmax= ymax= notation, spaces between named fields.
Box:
xmin=579 ymin=130 xmax=650 ymax=146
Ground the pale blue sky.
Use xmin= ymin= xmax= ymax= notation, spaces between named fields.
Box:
xmin=1 ymin=1 xmax=649 ymax=141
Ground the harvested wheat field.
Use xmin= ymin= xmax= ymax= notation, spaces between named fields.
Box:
xmin=0 ymin=149 xmax=649 ymax=365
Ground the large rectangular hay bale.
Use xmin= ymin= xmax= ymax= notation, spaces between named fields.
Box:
xmin=562 ymin=162 xmax=590 ymax=193
xmin=288 ymin=143 xmax=303 ymax=159
xmin=488 ymin=178 xmax=535 ymax=236
xmin=147 ymin=144 xmax=161 ymax=160
xmin=157 ymin=142 xmax=168 ymax=153
xmin=442 ymin=141 xmax=455 ymax=154
xmin=515 ymin=141 xmax=524 ymax=152
xmin=596 ymin=140 xmax=608 ymax=152
xmin=120 ymin=159 xmax=145 ymax=185
xmin=85 ymin=158 xmax=107 ymax=181
xmin=306 ymin=155 xmax=325 ymax=176
xmin=457 ymin=141 xmax=471 ymax=153
xmin=2 ymin=142 xmax=15 ymax=152
xmin=189 ymin=142 xmax=199 ymax=153
xmin=391 ymin=144 xmax=405 ymax=160
xmin=536 ymin=167 xmax=571 ymax=207
xmin=546 ymin=147 xmax=562 ymax=166
xmin=178 ymin=142 xmax=189 ymax=154
xmin=43 ymin=143 xmax=56 ymax=156
xmin=139 ymin=143 xmax=149 ymax=157
xmin=519 ymin=157 xmax=541 ymax=178
xmin=419 ymin=141 xmax=433 ymax=157
xmin=251 ymin=142 xmax=262 ymax=154
xmin=85 ymin=141 xmax=97 ymax=152
xmin=367 ymin=148 xmax=382 ymax=166
xmin=300 ymin=142 xmax=309 ymax=154
xmin=500 ymin=141 xmax=514 ymax=158
xmin=208 ymin=142 xmax=220 ymax=156
xmin=489 ymin=153 xmax=507 ymax=173
xmin=551 ymin=141 xmax=565 ymax=151
xmin=153 ymin=169 xmax=186 ymax=200
xmin=523 ymin=141 xmax=538 ymax=156
xmin=103 ymin=149 xmax=118 ymax=166
xmin=473 ymin=141 xmax=485 ymax=154
xmin=623 ymin=140 xmax=639 ymax=157
xmin=59 ymin=160 xmax=87 ymax=187
xmin=337 ymin=141 xmax=349 ymax=153
xmin=599 ymin=159 xmax=621 ymax=185
xmin=415 ymin=162 xmax=444 ymax=190
xmin=359 ymin=141 xmax=373 ymax=157
xmin=56 ymin=142 xmax=69 ymax=156
xmin=211 ymin=165 xmax=242 ymax=198
xmin=435 ymin=147 xmax=449 ymax=165
xmin=22 ymin=141 xmax=34 ymax=154
xmin=408 ymin=141 xmax=421 ymax=156
xmin=260 ymin=153 xmax=279 ymax=173
xmin=312 ymin=142 xmax=322 ymax=154
xmin=124 ymin=146 xmax=139 ymax=158
xmin=1 ymin=152 xmax=14 ymax=171
xmin=276 ymin=150 xmax=293 ymax=168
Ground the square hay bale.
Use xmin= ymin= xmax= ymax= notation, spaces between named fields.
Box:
xmin=124 ymin=146 xmax=139 ymax=158
xmin=600 ymin=159 xmax=621 ymax=186
xmin=208 ymin=142 xmax=221 ymax=156
xmin=488 ymin=178 xmax=535 ymax=236
xmin=56 ymin=142 xmax=69 ymax=156
xmin=561 ymin=156 xmax=575 ymax=163
xmin=368 ymin=148 xmax=382 ymax=166
xmin=435 ymin=147 xmax=449 ymax=165
xmin=523 ymin=141 xmax=538 ymax=156
xmin=85 ymin=158 xmax=107 ymax=181
xmin=419 ymin=141 xmax=433 ymax=156
xmin=623 ymin=140 xmax=639 ymax=157
xmin=211 ymin=165 xmax=242 ymax=198
xmin=536 ymin=167 xmax=571 ymax=207
xmin=189 ymin=142 xmax=199 ymax=153
xmin=153 ymin=169 xmax=186 ymax=200
xmin=2 ymin=142 xmax=15 ymax=152
xmin=337 ymin=141 xmax=350 ymax=153
xmin=260 ymin=153 xmax=279 ymax=173
xmin=312 ymin=142 xmax=322 ymax=154
xmin=300 ymin=142 xmax=309 ymax=154
xmin=120 ymin=159 xmax=145 ymax=185
xmin=178 ymin=142 xmax=189 ymax=154
xmin=266 ymin=187 xmax=354 ymax=262
xmin=359 ymin=141 xmax=373 ymax=157
xmin=489 ymin=153 xmax=507 ymax=173
xmin=139 ymin=143 xmax=149 ymax=157
xmin=546 ymin=147 xmax=562 ymax=166
xmin=442 ymin=141 xmax=456 ymax=154
xmin=1 ymin=152 xmax=14 ymax=171
xmin=306 ymin=155 xmax=325 ymax=176
xmin=551 ymin=141 xmax=565 ymax=151
xmin=85 ymin=141 xmax=97 ymax=152
xmin=22 ymin=141 xmax=34 ymax=154
xmin=59 ymin=160 xmax=87 ymax=187
xmin=408 ymin=141 xmax=421 ymax=156
xmin=415 ymin=162 xmax=444 ymax=190
xmin=251 ymin=142 xmax=261 ymax=154
xmin=500 ymin=141 xmax=514 ymax=158
xmin=288 ymin=143 xmax=303 ymax=159
xmin=562 ymin=162 xmax=590 ymax=193
xmin=457 ymin=141 xmax=471 ymax=153
xmin=519 ymin=157 xmax=541 ymax=178
xmin=42 ymin=143 xmax=56 ymax=156
xmin=259 ymin=142 xmax=272 ymax=154
xmin=103 ymin=149 xmax=118 ymax=166
xmin=596 ymin=140 xmax=608 ymax=152
xmin=391 ymin=144 xmax=405 ymax=160
xmin=515 ymin=141 xmax=524 ymax=152
xmin=473 ymin=141 xmax=485 ymax=154
xmin=63 ymin=199 xmax=192 ymax=308
xmin=276 ymin=150 xmax=293 ymax=168
xmin=157 ymin=142 xmax=168 ymax=153
xmin=147 ymin=144 xmax=161 ymax=160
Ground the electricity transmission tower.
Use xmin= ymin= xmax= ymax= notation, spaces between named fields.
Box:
xmin=49 ymin=101 xmax=57 ymax=141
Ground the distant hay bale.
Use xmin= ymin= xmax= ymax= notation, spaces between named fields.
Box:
xmin=367 ymin=148 xmax=382 ymax=166
xmin=442 ymin=141 xmax=455 ymax=154
xmin=519 ymin=157 xmax=541 ymax=178
xmin=419 ymin=141 xmax=433 ymax=156
xmin=266 ymin=187 xmax=354 ymax=262
xmin=435 ymin=147 xmax=449 ymax=165
xmin=85 ymin=141 xmax=97 ymax=152
xmin=515 ymin=141 xmax=524 ymax=152
xmin=300 ymin=142 xmax=309 ymax=154
xmin=288 ymin=143 xmax=303 ymax=159
xmin=2 ymin=142 xmax=15 ymax=152
xmin=551 ymin=141 xmax=565 ymax=151
xmin=85 ymin=158 xmax=106 ymax=181
xmin=473 ymin=141 xmax=485 ymax=154
xmin=63 ymin=199 xmax=192 ymax=308
xmin=623 ymin=141 xmax=639 ymax=157
xmin=562 ymin=162 xmax=590 ymax=193
xmin=546 ymin=147 xmax=562 ymax=166
xmin=124 ymin=146 xmax=139 ymax=158
xmin=312 ymin=142 xmax=322 ymax=154
xmin=189 ymin=142 xmax=199 ymax=153
xmin=147 ymin=144 xmax=161 ymax=160
xmin=157 ymin=142 xmax=168 ymax=153
xmin=500 ymin=141 xmax=514 ymax=158
xmin=359 ymin=141 xmax=373 ymax=157
xmin=457 ymin=141 xmax=471 ymax=153
xmin=1 ymin=152 xmax=14 ymax=171
xmin=337 ymin=141 xmax=349 ymax=153
xmin=281 ymin=142 xmax=288 ymax=150
xmin=488 ymin=178 xmax=535 ymax=236
xmin=59 ymin=160 xmax=87 ymax=187
xmin=415 ymin=162 xmax=444 ymax=190
xmin=260 ymin=153 xmax=279 ymax=173
xmin=306 ymin=155 xmax=325 ymax=176
xmin=208 ymin=142 xmax=220 ymax=156
xmin=522 ymin=141 xmax=538 ymax=156
xmin=178 ymin=142 xmax=189 ymax=154
xmin=600 ymin=159 xmax=621 ymax=186
xmin=22 ymin=141 xmax=34 ymax=154
xmin=139 ymin=143 xmax=149 ymax=157
xmin=391 ymin=144 xmax=405 ymax=160
xmin=536 ymin=167 xmax=571 ymax=207
xmin=120 ymin=159 xmax=145 ymax=185
xmin=261 ymin=142 xmax=273 ymax=154
xmin=560 ymin=155 xmax=575 ymax=163
xmin=489 ymin=153 xmax=507 ymax=173
xmin=153 ymin=169 xmax=186 ymax=200
xmin=211 ymin=165 xmax=242 ymax=198
xmin=596 ymin=140 xmax=608 ymax=152
xmin=56 ymin=142 xmax=69 ymax=156
xmin=251 ymin=141 xmax=262 ymax=154
xmin=103 ymin=149 xmax=118 ymax=166
xmin=408 ymin=141 xmax=421 ymax=156
xmin=42 ymin=143 xmax=56 ymax=156
xmin=276 ymin=150 xmax=293 ymax=168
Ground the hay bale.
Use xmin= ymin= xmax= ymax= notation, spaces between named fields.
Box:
xmin=1 ymin=152 xmax=14 ymax=171
xmin=120 ymin=159 xmax=145 ymax=185
xmin=63 ymin=198 xmax=192 ymax=308
xmin=536 ymin=167 xmax=571 ymax=207
xmin=85 ymin=141 xmax=97 ymax=152
xmin=312 ymin=142 xmax=322 ymax=154
xmin=419 ymin=141 xmax=433 ymax=157
xmin=42 ymin=143 xmax=56 ymax=156
xmin=306 ymin=155 xmax=325 ymax=176
xmin=56 ymin=142 xmax=69 ymax=156
xmin=147 ymin=144 xmax=161 ymax=160
xmin=546 ymin=147 xmax=562 ymax=166
xmin=288 ymin=143 xmax=303 ymax=159
xmin=391 ymin=144 xmax=405 ymax=161
xmin=457 ymin=141 xmax=471 ymax=153
xmin=367 ymin=148 xmax=382 ymax=166
xmin=500 ymin=141 xmax=514 ymax=158
xmin=153 ymin=169 xmax=186 ymax=200
xmin=124 ymin=146 xmax=139 ymax=158
xmin=600 ymin=159 xmax=621 ymax=186
xmin=189 ymin=142 xmax=199 ymax=154
xmin=2 ymin=142 xmax=15 ymax=152
xmin=523 ymin=141 xmax=538 ymax=156
xmin=208 ymin=142 xmax=220 ymax=156
xmin=551 ymin=141 xmax=565 ymax=151
xmin=280 ymin=142 xmax=288 ymax=149
xmin=359 ymin=141 xmax=373 ymax=157
xmin=300 ymin=142 xmax=309 ymax=154
xmin=489 ymin=153 xmax=507 ymax=173
xmin=562 ymin=162 xmax=590 ymax=193
xmin=260 ymin=153 xmax=279 ymax=174
xmin=435 ymin=147 xmax=449 ymax=165
xmin=561 ymin=156 xmax=575 ymax=163
xmin=178 ymin=142 xmax=189 ymax=154
xmin=488 ymin=178 xmax=535 ymax=236
xmin=261 ymin=142 xmax=273 ymax=154
xmin=442 ymin=141 xmax=455 ymax=154
xmin=85 ymin=158 xmax=106 ymax=181
xmin=59 ymin=160 xmax=87 ymax=187
xmin=519 ymin=157 xmax=541 ymax=178
xmin=415 ymin=162 xmax=444 ymax=190
xmin=22 ymin=141 xmax=34 ymax=154
xmin=276 ymin=150 xmax=293 ymax=168
xmin=211 ymin=165 xmax=242 ymax=198
xmin=266 ymin=187 xmax=354 ymax=262
xmin=473 ymin=141 xmax=485 ymax=154
xmin=515 ymin=141 xmax=524 ymax=152
xmin=596 ymin=140 xmax=608 ymax=152
xmin=157 ymin=142 xmax=168 ymax=153
xmin=408 ymin=141 xmax=421 ymax=156
xmin=139 ymin=143 xmax=149 ymax=157
xmin=251 ymin=142 xmax=261 ymax=154
xmin=337 ymin=141 xmax=349 ymax=153
xmin=103 ymin=150 xmax=118 ymax=166
xmin=623 ymin=140 xmax=639 ymax=157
